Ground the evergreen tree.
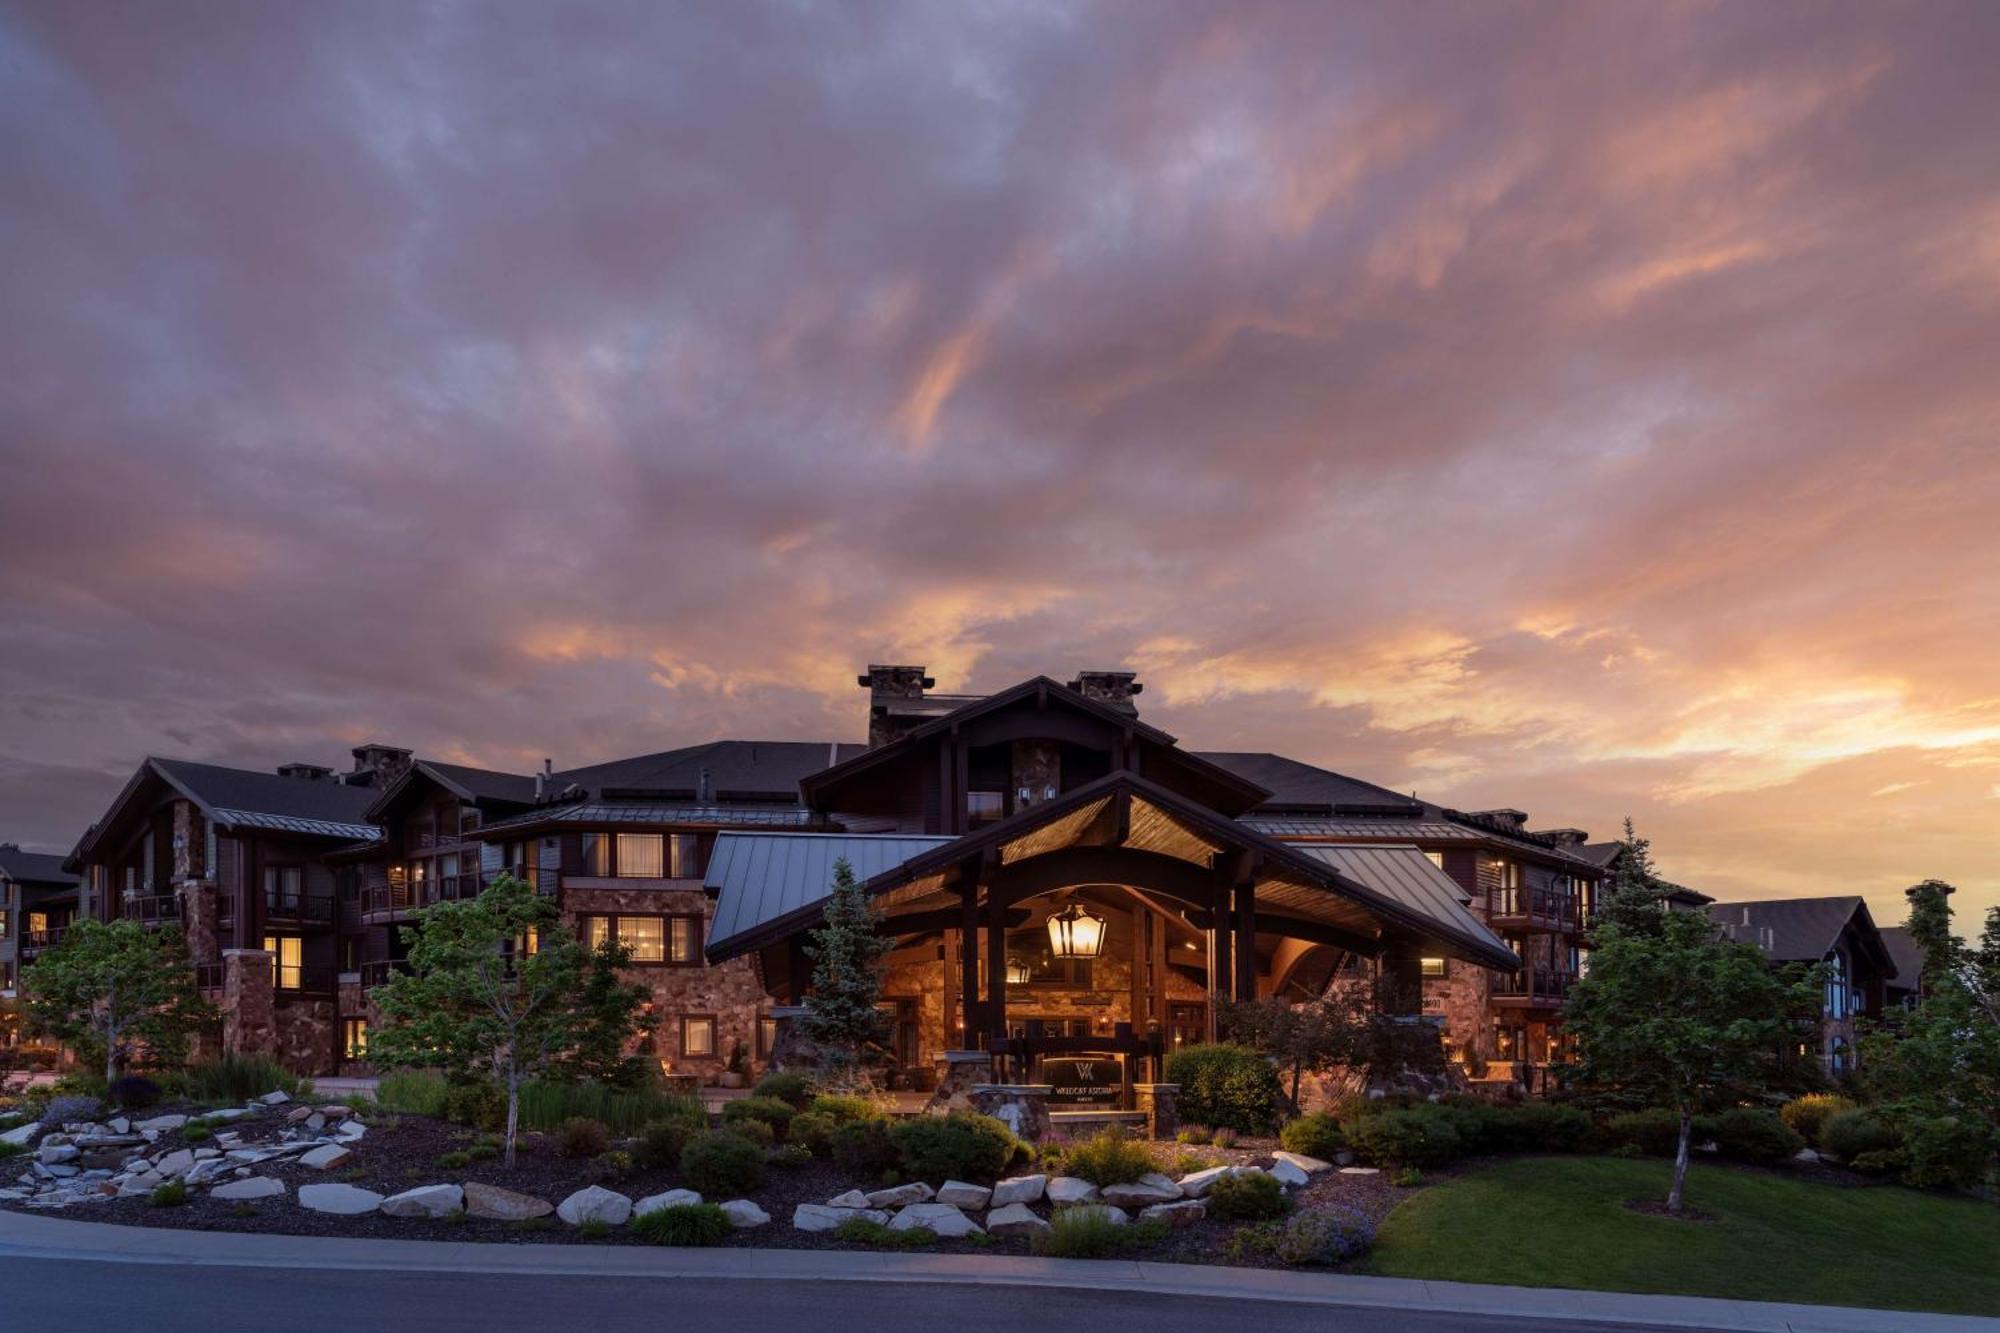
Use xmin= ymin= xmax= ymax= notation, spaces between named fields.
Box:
xmin=1593 ymin=816 xmax=1673 ymax=937
xmin=1565 ymin=905 xmax=1822 ymax=1212
xmin=798 ymin=857 xmax=892 ymax=1074
xmin=22 ymin=919 xmax=214 ymax=1083
xmin=369 ymin=873 xmax=653 ymax=1166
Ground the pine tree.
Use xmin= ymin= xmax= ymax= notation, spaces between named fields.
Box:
xmin=1593 ymin=816 xmax=1672 ymax=937
xmin=797 ymin=857 xmax=892 ymax=1073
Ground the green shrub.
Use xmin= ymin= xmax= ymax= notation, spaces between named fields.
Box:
xmin=1605 ymin=1108 xmax=1685 ymax=1157
xmin=1394 ymin=1166 xmax=1424 ymax=1187
xmin=751 ymin=1071 xmax=815 ymax=1109
xmin=1902 ymin=1116 xmax=1995 ymax=1191
xmin=515 ymin=1081 xmax=707 ymax=1135
xmin=183 ymin=1055 xmax=306 ymax=1105
xmin=1207 ymin=1170 xmax=1290 ymax=1220
xmin=769 ymin=1142 xmax=813 ymax=1168
xmin=1059 ymin=1126 xmax=1159 ymax=1187
xmin=1347 ymin=1106 xmax=1463 ymax=1168
xmin=1273 ymin=1204 xmax=1375 ymax=1265
xmin=680 ymin=1129 xmax=765 ymax=1197
xmin=578 ymin=1219 xmax=610 ymax=1239
xmin=636 ymin=1118 xmax=697 ymax=1170
xmin=181 ymin=1123 xmax=214 ymax=1143
xmin=374 ymin=1070 xmax=451 ymax=1117
xmin=0 ymin=1141 xmax=24 ymax=1162
xmin=557 ymin=1117 xmax=612 ymax=1158
xmin=1709 ymin=1108 xmax=1803 ymax=1165
xmin=437 ymin=1150 xmax=473 ymax=1169
xmin=467 ymin=1143 xmax=499 ymax=1161
xmin=807 ymin=1093 xmax=884 ymax=1125
xmin=631 ymin=1202 xmax=732 ymax=1246
xmin=789 ymin=1111 xmax=837 ymax=1155
xmin=1820 ymin=1108 xmax=1901 ymax=1162
xmin=1779 ymin=1093 xmax=1856 ymax=1145
xmin=1211 ymin=1126 xmax=1238 ymax=1149
xmin=1163 ymin=1044 xmax=1284 ymax=1135
xmin=890 ymin=1111 xmax=1020 ymax=1185
xmin=1176 ymin=1126 xmax=1212 ymax=1145
xmin=148 ymin=1179 xmax=189 ymax=1207
xmin=834 ymin=1216 xmax=937 ymax=1249
xmin=831 ymin=1118 xmax=902 ymax=1179
xmin=1032 ymin=1208 xmax=1168 ymax=1258
xmin=721 ymin=1096 xmax=796 ymax=1140
xmin=1487 ymin=1103 xmax=1591 ymax=1153
xmin=1279 ymin=1113 xmax=1344 ymax=1159
xmin=730 ymin=1117 xmax=775 ymax=1148
xmin=442 ymin=1080 xmax=507 ymax=1130
xmin=1850 ymin=1147 xmax=1910 ymax=1176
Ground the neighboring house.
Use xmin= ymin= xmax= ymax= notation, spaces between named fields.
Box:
xmin=1708 ymin=896 xmax=1899 ymax=1075
xmin=46 ymin=665 xmax=1612 ymax=1088
xmin=1879 ymin=925 xmax=1925 ymax=1010
xmin=0 ymin=842 xmax=82 ymax=1010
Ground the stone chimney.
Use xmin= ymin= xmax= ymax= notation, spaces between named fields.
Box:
xmin=1468 ymin=808 xmax=1529 ymax=832
xmin=1066 ymin=670 xmax=1143 ymax=715
xmin=348 ymin=743 xmax=414 ymax=789
xmin=1532 ymin=827 xmax=1590 ymax=847
xmin=275 ymin=763 xmax=335 ymax=782
xmin=859 ymin=664 xmax=935 ymax=748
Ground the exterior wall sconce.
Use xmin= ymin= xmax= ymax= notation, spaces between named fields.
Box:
xmin=1005 ymin=957 xmax=1033 ymax=986
xmin=1046 ymin=901 xmax=1105 ymax=959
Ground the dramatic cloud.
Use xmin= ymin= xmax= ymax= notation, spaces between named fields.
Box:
xmin=3 ymin=1 xmax=1996 ymax=926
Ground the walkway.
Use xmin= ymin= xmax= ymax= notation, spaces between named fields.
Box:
xmin=0 ymin=1210 xmax=1989 ymax=1332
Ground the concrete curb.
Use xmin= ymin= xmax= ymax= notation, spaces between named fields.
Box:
xmin=0 ymin=1209 xmax=1990 ymax=1332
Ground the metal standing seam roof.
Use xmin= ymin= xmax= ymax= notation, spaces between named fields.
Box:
xmin=704 ymin=832 xmax=954 ymax=956
xmin=477 ymin=802 xmax=827 ymax=835
xmin=1244 ymin=817 xmax=1492 ymax=841
xmin=208 ymin=809 xmax=383 ymax=841
xmin=1291 ymin=844 xmax=1515 ymax=967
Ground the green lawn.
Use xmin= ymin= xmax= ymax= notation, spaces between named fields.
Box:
xmin=1364 ymin=1156 xmax=2000 ymax=1317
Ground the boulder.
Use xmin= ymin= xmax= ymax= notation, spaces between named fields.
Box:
xmin=1139 ymin=1199 xmax=1206 ymax=1228
xmin=1272 ymin=1150 xmax=1332 ymax=1175
xmin=211 ymin=1177 xmax=286 ymax=1201
xmin=1175 ymin=1165 xmax=1236 ymax=1198
xmin=335 ymin=1121 xmax=367 ymax=1142
xmin=934 ymin=1180 xmax=992 ymax=1210
xmin=203 ymin=1108 xmax=253 ymax=1123
xmin=299 ymin=1144 xmax=353 ymax=1171
xmin=286 ymin=1107 xmax=317 ymax=1124
xmin=152 ymin=1149 xmax=195 ymax=1178
xmin=1794 ymin=1148 xmax=1821 ymax=1165
xmin=556 ymin=1185 xmax=632 ymax=1227
xmin=793 ymin=1203 xmax=888 ymax=1232
xmin=720 ymin=1199 xmax=770 ymax=1229
xmin=464 ymin=1182 xmax=553 ymax=1221
xmin=826 ymin=1189 xmax=873 ymax=1209
xmin=989 ymin=1173 xmax=1046 ymax=1206
xmin=1045 ymin=1176 xmax=1100 ymax=1205
xmin=1269 ymin=1158 xmax=1311 ymax=1188
xmin=259 ymin=1091 xmax=291 ymax=1106
xmin=0 ymin=1123 xmax=43 ymax=1148
xmin=184 ymin=1159 xmax=233 ymax=1186
xmin=37 ymin=1144 xmax=79 ymax=1166
xmin=983 ymin=1201 xmax=1049 ymax=1237
xmin=1100 ymin=1173 xmax=1181 ymax=1208
xmin=1337 ymin=1166 xmax=1380 ymax=1176
xmin=633 ymin=1188 xmax=704 ymax=1217
xmin=865 ymin=1182 xmax=933 ymax=1208
xmin=381 ymin=1184 xmax=465 ymax=1219
xmin=298 ymin=1183 xmax=383 ymax=1215
xmin=107 ymin=1118 xmax=130 ymax=1134
xmin=888 ymin=1203 xmax=982 ymax=1238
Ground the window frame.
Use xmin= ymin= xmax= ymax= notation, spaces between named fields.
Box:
xmin=579 ymin=913 xmax=703 ymax=967
xmin=264 ymin=933 xmax=303 ymax=990
xmin=679 ymin=1013 xmax=718 ymax=1058
xmin=614 ymin=833 xmax=665 ymax=879
xmin=342 ymin=1017 xmax=369 ymax=1060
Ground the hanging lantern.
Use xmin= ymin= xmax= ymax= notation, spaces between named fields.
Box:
xmin=1046 ymin=901 xmax=1106 ymax=959
xmin=1005 ymin=957 xmax=1033 ymax=986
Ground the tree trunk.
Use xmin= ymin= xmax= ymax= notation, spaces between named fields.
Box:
xmin=504 ymin=1064 xmax=521 ymax=1169
xmin=1668 ymin=1107 xmax=1693 ymax=1213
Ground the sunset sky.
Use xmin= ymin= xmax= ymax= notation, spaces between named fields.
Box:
xmin=2 ymin=2 xmax=1996 ymax=929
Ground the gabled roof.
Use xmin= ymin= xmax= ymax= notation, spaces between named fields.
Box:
xmin=705 ymin=832 xmax=956 ymax=957
xmin=1709 ymin=896 xmax=1896 ymax=975
xmin=1879 ymin=926 xmax=1924 ymax=990
xmin=364 ymin=759 xmax=540 ymax=821
xmin=74 ymin=758 xmax=383 ymax=861
xmin=799 ymin=677 xmax=1271 ymax=813
xmin=0 ymin=844 xmax=76 ymax=888
xmin=1197 ymin=752 xmax=1423 ymax=816
xmin=559 ymin=740 xmax=865 ymax=802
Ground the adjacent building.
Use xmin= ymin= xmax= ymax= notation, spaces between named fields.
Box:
xmin=1 ymin=843 xmax=82 ymax=1013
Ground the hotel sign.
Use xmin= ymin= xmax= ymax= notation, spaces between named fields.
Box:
xmin=1042 ymin=1056 xmax=1124 ymax=1108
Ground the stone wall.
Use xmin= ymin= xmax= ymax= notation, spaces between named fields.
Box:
xmin=272 ymin=997 xmax=337 ymax=1075
xmin=221 ymin=949 xmax=275 ymax=1064
xmin=177 ymin=880 xmax=218 ymax=968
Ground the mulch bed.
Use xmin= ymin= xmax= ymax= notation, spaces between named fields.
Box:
xmin=1 ymin=1100 xmax=1408 ymax=1266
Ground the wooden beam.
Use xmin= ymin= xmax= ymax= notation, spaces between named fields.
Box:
xmin=1251 ymin=912 xmax=1380 ymax=956
xmin=1234 ymin=879 xmax=1258 ymax=1001
xmin=958 ymin=883 xmax=979 ymax=1042
xmin=883 ymin=905 xmax=1029 ymax=936
xmin=985 ymin=871 xmax=1008 ymax=1051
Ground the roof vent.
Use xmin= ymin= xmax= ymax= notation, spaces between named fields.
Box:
xmin=697 ymin=766 xmax=714 ymax=803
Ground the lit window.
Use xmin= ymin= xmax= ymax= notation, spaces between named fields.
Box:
xmin=343 ymin=1018 xmax=369 ymax=1059
xmin=581 ymin=833 xmax=611 ymax=877
xmin=616 ymin=834 xmax=664 ymax=878
xmin=619 ymin=916 xmax=665 ymax=962
xmin=264 ymin=866 xmax=303 ymax=910
xmin=585 ymin=917 xmax=610 ymax=951
xmin=670 ymin=916 xmax=698 ymax=964
xmin=669 ymin=834 xmax=705 ymax=879
xmin=265 ymin=935 xmax=302 ymax=990
xmin=1420 ymin=957 xmax=1447 ymax=978
xmin=757 ymin=1015 xmax=779 ymax=1060
xmin=966 ymin=791 xmax=1006 ymax=826
xmin=522 ymin=926 xmax=539 ymax=956
xmin=0 ymin=909 xmax=9 ymax=939
xmin=681 ymin=1015 xmax=716 ymax=1057
xmin=1423 ymin=851 xmax=1445 ymax=869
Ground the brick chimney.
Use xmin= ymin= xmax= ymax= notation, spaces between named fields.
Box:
xmin=1066 ymin=670 xmax=1143 ymax=715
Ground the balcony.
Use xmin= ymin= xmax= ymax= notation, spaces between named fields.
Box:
xmin=1493 ymin=967 xmax=1576 ymax=1008
xmin=124 ymin=893 xmax=181 ymax=925
xmin=358 ymin=958 xmax=414 ymax=989
xmin=264 ymin=892 xmax=336 ymax=925
xmin=1489 ymin=888 xmax=1580 ymax=933
xmin=273 ymin=964 xmax=336 ymax=997
xmin=361 ymin=871 xmax=499 ymax=923
xmin=194 ymin=962 xmax=225 ymax=993
xmin=20 ymin=926 xmax=67 ymax=958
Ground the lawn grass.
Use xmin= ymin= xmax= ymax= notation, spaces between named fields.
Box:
xmin=1364 ymin=1156 xmax=2000 ymax=1316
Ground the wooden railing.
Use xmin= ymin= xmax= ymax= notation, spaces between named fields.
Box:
xmin=124 ymin=894 xmax=180 ymax=924
xmin=1491 ymin=889 xmax=1579 ymax=930
xmin=20 ymin=926 xmax=67 ymax=957
xmin=358 ymin=958 xmax=413 ymax=988
xmin=1493 ymin=968 xmax=1576 ymax=1002
xmin=264 ymin=893 xmax=336 ymax=924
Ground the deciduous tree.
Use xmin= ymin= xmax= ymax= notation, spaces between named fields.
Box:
xmin=22 ymin=919 xmax=213 ymax=1083
xmin=369 ymin=873 xmax=653 ymax=1165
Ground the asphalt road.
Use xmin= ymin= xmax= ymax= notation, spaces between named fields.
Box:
xmin=1 ymin=1255 xmax=1700 ymax=1333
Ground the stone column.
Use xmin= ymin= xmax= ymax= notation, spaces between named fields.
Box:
xmin=1134 ymin=1082 xmax=1180 ymax=1140
xmin=177 ymin=881 xmax=218 ymax=966
xmin=171 ymin=801 xmax=206 ymax=880
xmin=923 ymin=1049 xmax=996 ymax=1115
xmin=970 ymin=1084 xmax=1053 ymax=1143
xmin=222 ymin=948 xmax=277 ymax=1060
